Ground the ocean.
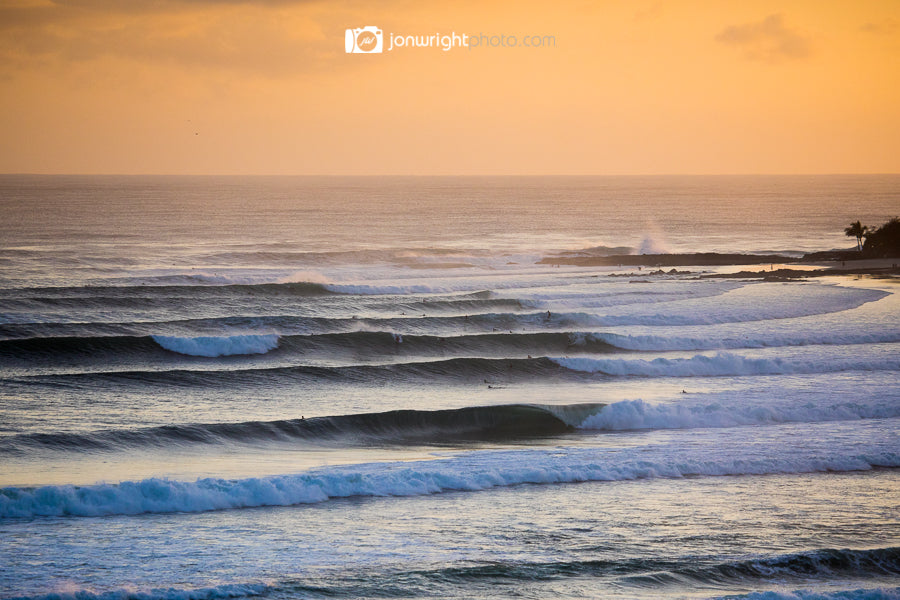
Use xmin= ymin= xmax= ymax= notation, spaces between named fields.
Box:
xmin=1 ymin=174 xmax=898 ymax=600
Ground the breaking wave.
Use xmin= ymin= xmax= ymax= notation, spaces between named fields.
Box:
xmin=0 ymin=331 xmax=616 ymax=364
xmin=552 ymin=352 xmax=900 ymax=378
xmin=151 ymin=335 xmax=280 ymax=357
xmin=577 ymin=399 xmax=900 ymax=431
xmin=597 ymin=330 xmax=900 ymax=352
xmin=716 ymin=588 xmax=900 ymax=600
xmin=3 ymin=444 xmax=897 ymax=519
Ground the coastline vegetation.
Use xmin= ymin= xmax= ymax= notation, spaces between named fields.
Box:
xmin=844 ymin=221 xmax=867 ymax=252
xmin=856 ymin=217 xmax=900 ymax=258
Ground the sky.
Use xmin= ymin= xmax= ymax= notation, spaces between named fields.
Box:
xmin=0 ymin=0 xmax=898 ymax=175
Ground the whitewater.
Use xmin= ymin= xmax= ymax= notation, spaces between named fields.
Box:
xmin=1 ymin=174 xmax=899 ymax=600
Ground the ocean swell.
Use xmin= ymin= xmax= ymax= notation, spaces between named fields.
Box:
xmin=0 ymin=404 xmax=594 ymax=454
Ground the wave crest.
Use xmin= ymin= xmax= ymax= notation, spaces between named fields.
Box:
xmin=0 ymin=403 xmax=599 ymax=454
xmin=552 ymin=352 xmax=900 ymax=378
xmin=151 ymin=335 xmax=280 ymax=357
xmin=6 ymin=583 xmax=270 ymax=600
xmin=578 ymin=399 xmax=900 ymax=431
xmin=3 ymin=445 xmax=897 ymax=519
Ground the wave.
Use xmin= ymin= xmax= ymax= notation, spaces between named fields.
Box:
xmin=556 ymin=243 xmax=636 ymax=256
xmin=151 ymin=335 xmax=280 ymax=357
xmin=578 ymin=399 xmax=900 ymax=432
xmin=0 ymin=310 xmax=596 ymax=341
xmin=4 ymin=583 xmax=271 ymax=600
xmin=12 ymin=345 xmax=900 ymax=388
xmin=0 ymin=280 xmax=335 ymax=297
xmin=414 ymin=549 xmax=900 ymax=592
xmin=384 ymin=290 xmax=522 ymax=309
xmin=6 ymin=394 xmax=897 ymax=455
xmin=316 ymin=272 xmax=611 ymax=296
xmin=552 ymin=352 xmax=900 ymax=378
xmin=7 ymin=356 xmax=577 ymax=389
xmin=6 ymin=328 xmax=897 ymax=374
xmin=3 ymin=444 xmax=897 ymax=519
xmin=716 ymin=588 xmax=900 ymax=600
xmin=0 ymin=270 xmax=601 ymax=299
xmin=0 ymin=330 xmax=617 ymax=367
xmin=188 ymin=246 xmax=500 ymax=269
xmin=6 ymin=286 xmax=881 ymax=340
xmin=0 ymin=295 xmax=206 ymax=312
xmin=384 ymin=549 xmax=900 ymax=591
xmin=0 ymin=288 xmax=523 ymax=320
xmin=8 ymin=550 xmax=898 ymax=600
xmin=598 ymin=330 xmax=900 ymax=352
xmin=520 ymin=283 xmax=744 ymax=311
xmin=593 ymin=285 xmax=889 ymax=327
xmin=0 ymin=403 xmax=601 ymax=454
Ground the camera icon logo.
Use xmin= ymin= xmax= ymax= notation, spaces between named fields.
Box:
xmin=345 ymin=26 xmax=383 ymax=53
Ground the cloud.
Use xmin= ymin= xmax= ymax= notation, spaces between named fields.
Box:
xmin=860 ymin=17 xmax=899 ymax=35
xmin=715 ymin=13 xmax=810 ymax=63
xmin=632 ymin=2 xmax=663 ymax=23
xmin=0 ymin=0 xmax=335 ymax=76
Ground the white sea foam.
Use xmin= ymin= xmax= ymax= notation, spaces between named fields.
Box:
xmin=181 ymin=273 xmax=272 ymax=286
xmin=8 ymin=583 xmax=270 ymax=600
xmin=321 ymin=272 xmax=617 ymax=296
xmin=712 ymin=587 xmax=900 ymax=600
xmin=596 ymin=330 xmax=900 ymax=352
xmin=551 ymin=352 xmax=900 ymax=377
xmin=595 ymin=284 xmax=889 ymax=326
xmin=276 ymin=270 xmax=331 ymax=284
xmin=151 ymin=335 xmax=280 ymax=357
xmin=578 ymin=398 xmax=900 ymax=431
xmin=3 ymin=433 xmax=896 ymax=519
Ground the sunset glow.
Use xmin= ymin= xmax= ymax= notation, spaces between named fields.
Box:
xmin=1 ymin=0 xmax=898 ymax=174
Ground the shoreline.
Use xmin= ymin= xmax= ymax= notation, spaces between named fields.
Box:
xmin=700 ymin=264 xmax=900 ymax=280
xmin=537 ymin=253 xmax=900 ymax=279
xmin=537 ymin=252 xmax=800 ymax=267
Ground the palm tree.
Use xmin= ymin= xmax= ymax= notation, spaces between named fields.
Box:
xmin=844 ymin=220 xmax=868 ymax=252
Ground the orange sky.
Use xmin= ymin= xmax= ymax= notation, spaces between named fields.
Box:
xmin=0 ymin=0 xmax=898 ymax=175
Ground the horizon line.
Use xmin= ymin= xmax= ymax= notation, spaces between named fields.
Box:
xmin=2 ymin=172 xmax=899 ymax=178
